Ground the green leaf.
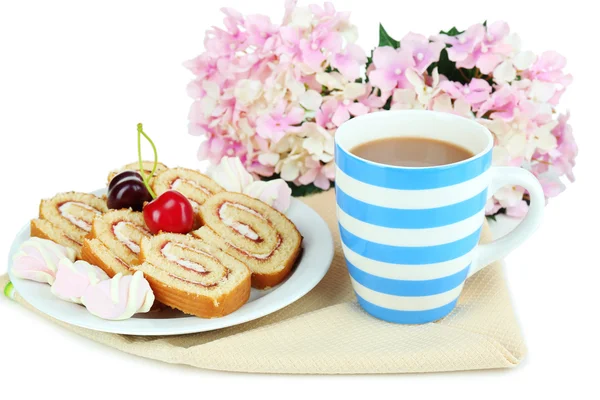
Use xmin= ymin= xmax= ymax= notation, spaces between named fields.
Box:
xmin=428 ymin=48 xmax=489 ymax=85
xmin=382 ymin=94 xmax=393 ymax=111
xmin=483 ymin=20 xmax=488 ymax=27
xmin=439 ymin=26 xmax=464 ymax=36
xmin=429 ymin=48 xmax=461 ymax=82
xmin=486 ymin=207 xmax=507 ymax=222
xmin=365 ymin=48 xmax=375 ymax=82
xmin=260 ymin=174 xmax=333 ymax=197
xmin=290 ymin=183 xmax=326 ymax=197
xmin=378 ymin=23 xmax=400 ymax=48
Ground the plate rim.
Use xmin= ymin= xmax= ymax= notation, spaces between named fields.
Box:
xmin=7 ymin=194 xmax=334 ymax=336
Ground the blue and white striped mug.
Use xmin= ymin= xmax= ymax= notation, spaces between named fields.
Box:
xmin=335 ymin=110 xmax=544 ymax=324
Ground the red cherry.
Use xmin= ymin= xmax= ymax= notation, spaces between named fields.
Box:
xmin=143 ymin=190 xmax=195 ymax=234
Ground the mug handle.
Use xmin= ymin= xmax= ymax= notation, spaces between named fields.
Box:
xmin=468 ymin=166 xmax=545 ymax=278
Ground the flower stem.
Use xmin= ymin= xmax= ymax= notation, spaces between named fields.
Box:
xmin=137 ymin=123 xmax=158 ymax=199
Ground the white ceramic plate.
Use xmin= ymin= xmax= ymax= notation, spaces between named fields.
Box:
xmin=7 ymin=192 xmax=334 ymax=336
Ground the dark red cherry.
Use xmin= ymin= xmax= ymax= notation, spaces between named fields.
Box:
xmin=108 ymin=170 xmax=142 ymax=191
xmin=107 ymin=171 xmax=152 ymax=211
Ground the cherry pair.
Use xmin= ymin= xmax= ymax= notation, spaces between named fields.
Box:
xmin=106 ymin=124 xmax=195 ymax=234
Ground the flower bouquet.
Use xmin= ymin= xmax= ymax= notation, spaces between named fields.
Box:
xmin=185 ymin=0 xmax=577 ymax=218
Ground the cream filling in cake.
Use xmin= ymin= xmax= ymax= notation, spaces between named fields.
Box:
xmin=239 ymin=236 xmax=282 ymax=259
xmin=171 ymin=178 xmax=209 ymax=208
xmin=58 ymin=202 xmax=102 ymax=232
xmin=161 ymin=243 xmax=208 ymax=273
xmin=215 ymin=201 xmax=283 ymax=258
xmin=218 ymin=202 xmax=264 ymax=240
xmin=113 ymin=221 xmax=144 ymax=254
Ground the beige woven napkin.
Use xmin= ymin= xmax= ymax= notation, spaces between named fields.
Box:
xmin=0 ymin=190 xmax=526 ymax=374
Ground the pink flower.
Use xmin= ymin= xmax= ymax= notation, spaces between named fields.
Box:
xmin=485 ymin=198 xmax=502 ymax=216
xmin=221 ymin=7 xmax=244 ymax=26
xmin=244 ymin=14 xmax=279 ymax=50
xmin=204 ymin=20 xmax=247 ymax=57
xmin=184 ymin=54 xmax=219 ymax=82
xmin=309 ymin=2 xmax=336 ymax=19
xmin=331 ymin=43 xmax=367 ymax=80
xmin=277 ymin=25 xmax=302 ymax=61
xmin=439 ymin=78 xmax=492 ymax=109
xmin=316 ymin=98 xmax=339 ymax=129
xmin=297 ymin=159 xmax=335 ymax=190
xmin=256 ymin=101 xmax=305 ymax=143
xmin=299 ymin=29 xmax=342 ymax=71
xmin=440 ymin=24 xmax=485 ymax=64
xmin=505 ymin=200 xmax=529 ymax=218
xmin=538 ymin=176 xmax=566 ymax=198
xmin=551 ymin=112 xmax=577 ymax=182
xmin=282 ymin=0 xmax=298 ymax=24
xmin=331 ymin=98 xmax=369 ymax=127
xmin=185 ymin=3 xmax=576 ymax=199
xmin=471 ymin=21 xmax=511 ymax=73
xmin=357 ymin=84 xmax=391 ymax=111
xmin=198 ymin=136 xmax=247 ymax=166
xmin=368 ymin=46 xmax=416 ymax=91
xmin=400 ymin=32 xmax=445 ymax=73
xmin=525 ymin=51 xmax=572 ymax=85
xmin=441 ymin=22 xmax=511 ymax=73
xmin=477 ymin=85 xmax=524 ymax=120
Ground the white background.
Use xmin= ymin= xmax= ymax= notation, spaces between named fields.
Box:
xmin=0 ymin=0 xmax=597 ymax=398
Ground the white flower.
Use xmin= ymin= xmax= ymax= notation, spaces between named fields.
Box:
xmin=258 ymin=152 xmax=280 ymax=166
xmin=484 ymin=113 xmax=556 ymax=162
xmin=482 ymin=112 xmax=533 ymax=160
xmin=271 ymin=135 xmax=307 ymax=181
xmin=340 ymin=24 xmax=358 ymax=43
xmin=526 ymin=80 xmax=556 ymax=116
xmin=525 ymin=120 xmax=558 ymax=159
xmin=264 ymin=67 xmax=305 ymax=106
xmin=405 ymin=68 xmax=441 ymax=106
xmin=299 ymin=123 xmax=334 ymax=163
xmin=494 ymin=185 xmax=525 ymax=208
xmin=236 ymin=118 xmax=255 ymax=140
xmin=492 ymin=145 xmax=511 ymax=166
xmin=299 ymin=90 xmax=323 ymax=118
xmin=289 ymin=6 xmax=313 ymax=28
xmin=431 ymin=93 xmax=473 ymax=118
xmin=234 ymin=79 xmax=263 ymax=105
xmin=199 ymin=80 xmax=221 ymax=117
xmin=340 ymin=82 xmax=366 ymax=100
xmin=529 ymin=80 xmax=555 ymax=103
xmin=493 ymin=33 xmax=536 ymax=83
xmin=280 ymin=156 xmax=303 ymax=181
xmin=390 ymin=89 xmax=424 ymax=110
xmin=316 ymin=71 xmax=345 ymax=90
xmin=316 ymin=72 xmax=366 ymax=99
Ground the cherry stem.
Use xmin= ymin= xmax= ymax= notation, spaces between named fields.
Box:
xmin=137 ymin=123 xmax=158 ymax=199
